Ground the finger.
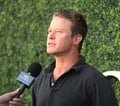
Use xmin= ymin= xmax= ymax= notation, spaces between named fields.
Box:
xmin=8 ymin=88 xmax=20 ymax=98
xmin=9 ymin=100 xmax=20 ymax=106
xmin=19 ymin=94 xmax=24 ymax=98
xmin=14 ymin=94 xmax=24 ymax=101
xmin=10 ymin=94 xmax=24 ymax=105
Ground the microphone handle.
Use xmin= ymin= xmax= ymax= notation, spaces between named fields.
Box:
xmin=14 ymin=84 xmax=26 ymax=98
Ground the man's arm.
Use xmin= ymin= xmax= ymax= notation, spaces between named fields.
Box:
xmin=91 ymin=77 xmax=118 ymax=106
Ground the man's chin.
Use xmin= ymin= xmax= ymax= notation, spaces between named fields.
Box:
xmin=47 ymin=52 xmax=54 ymax=55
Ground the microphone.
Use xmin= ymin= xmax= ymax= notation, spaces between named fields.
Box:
xmin=14 ymin=62 xmax=42 ymax=98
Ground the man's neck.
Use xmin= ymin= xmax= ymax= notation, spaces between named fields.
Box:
xmin=53 ymin=54 xmax=80 ymax=81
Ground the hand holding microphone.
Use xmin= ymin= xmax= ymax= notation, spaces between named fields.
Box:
xmin=0 ymin=89 xmax=23 ymax=106
xmin=0 ymin=62 xmax=41 ymax=106
xmin=14 ymin=62 xmax=42 ymax=98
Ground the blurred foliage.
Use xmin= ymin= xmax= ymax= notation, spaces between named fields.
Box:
xmin=0 ymin=0 xmax=120 ymax=105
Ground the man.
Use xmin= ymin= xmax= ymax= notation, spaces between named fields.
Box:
xmin=31 ymin=9 xmax=118 ymax=106
xmin=0 ymin=89 xmax=23 ymax=106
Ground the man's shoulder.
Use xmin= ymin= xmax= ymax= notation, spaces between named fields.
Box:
xmin=80 ymin=63 xmax=106 ymax=81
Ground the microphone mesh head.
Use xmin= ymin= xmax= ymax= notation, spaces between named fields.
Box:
xmin=27 ymin=62 xmax=42 ymax=77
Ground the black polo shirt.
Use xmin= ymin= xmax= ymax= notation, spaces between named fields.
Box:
xmin=31 ymin=56 xmax=118 ymax=106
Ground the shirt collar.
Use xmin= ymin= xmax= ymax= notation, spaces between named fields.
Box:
xmin=45 ymin=55 xmax=86 ymax=73
xmin=71 ymin=55 xmax=86 ymax=72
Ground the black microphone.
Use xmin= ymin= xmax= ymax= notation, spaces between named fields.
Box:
xmin=14 ymin=62 xmax=42 ymax=98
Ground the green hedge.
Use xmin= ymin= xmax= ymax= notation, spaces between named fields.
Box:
xmin=0 ymin=0 xmax=120 ymax=105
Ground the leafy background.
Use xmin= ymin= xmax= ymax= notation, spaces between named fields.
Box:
xmin=0 ymin=0 xmax=120 ymax=105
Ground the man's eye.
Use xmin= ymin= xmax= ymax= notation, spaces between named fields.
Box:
xmin=57 ymin=31 xmax=63 ymax=33
xmin=48 ymin=30 xmax=52 ymax=33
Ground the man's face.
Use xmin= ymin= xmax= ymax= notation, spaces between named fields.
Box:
xmin=47 ymin=16 xmax=74 ymax=56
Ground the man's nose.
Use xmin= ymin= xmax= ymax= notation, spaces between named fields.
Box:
xmin=48 ymin=31 xmax=56 ymax=39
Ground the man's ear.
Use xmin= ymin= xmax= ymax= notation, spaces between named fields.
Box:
xmin=73 ymin=34 xmax=82 ymax=45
